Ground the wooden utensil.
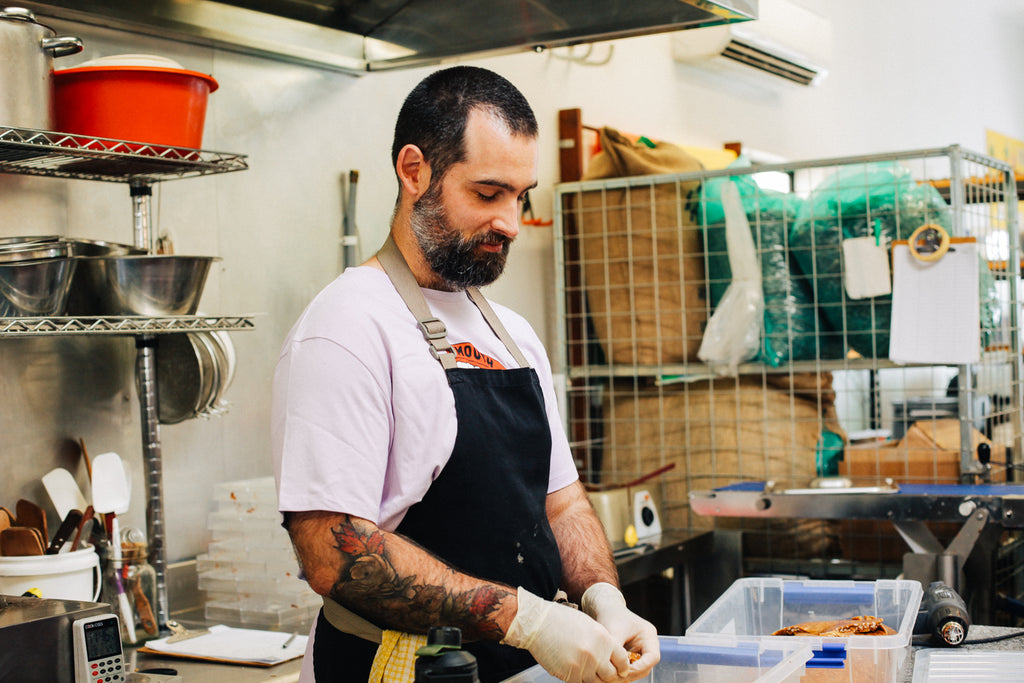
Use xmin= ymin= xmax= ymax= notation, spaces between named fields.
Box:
xmin=1 ymin=526 xmax=46 ymax=556
xmin=15 ymin=499 xmax=47 ymax=542
xmin=132 ymin=579 xmax=158 ymax=635
xmin=79 ymin=437 xmax=93 ymax=480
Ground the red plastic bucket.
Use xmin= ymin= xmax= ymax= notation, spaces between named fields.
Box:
xmin=53 ymin=66 xmax=218 ymax=150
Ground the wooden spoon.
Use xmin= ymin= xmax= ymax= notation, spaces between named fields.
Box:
xmin=79 ymin=438 xmax=93 ymax=480
xmin=132 ymin=580 xmax=158 ymax=635
xmin=15 ymin=499 xmax=47 ymax=542
xmin=1 ymin=526 xmax=46 ymax=556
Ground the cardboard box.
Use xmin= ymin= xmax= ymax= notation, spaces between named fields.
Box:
xmin=839 ymin=418 xmax=1005 ymax=485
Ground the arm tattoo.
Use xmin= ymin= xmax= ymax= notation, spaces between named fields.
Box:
xmin=329 ymin=515 xmax=511 ymax=639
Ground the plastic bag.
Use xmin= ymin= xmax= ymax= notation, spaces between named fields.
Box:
xmin=698 ymin=181 xmax=764 ymax=373
xmin=789 ymin=162 xmax=952 ymax=358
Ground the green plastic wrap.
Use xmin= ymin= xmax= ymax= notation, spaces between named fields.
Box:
xmin=698 ymin=163 xmax=843 ymax=366
xmin=789 ymin=162 xmax=953 ymax=358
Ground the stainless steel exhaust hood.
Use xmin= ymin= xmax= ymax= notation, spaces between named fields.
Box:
xmin=21 ymin=0 xmax=757 ymax=74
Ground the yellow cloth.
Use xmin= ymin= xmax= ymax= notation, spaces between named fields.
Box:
xmin=368 ymin=630 xmax=428 ymax=683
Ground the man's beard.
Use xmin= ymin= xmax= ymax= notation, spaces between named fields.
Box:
xmin=410 ymin=182 xmax=511 ymax=290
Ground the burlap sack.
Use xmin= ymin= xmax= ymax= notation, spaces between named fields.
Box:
xmin=575 ymin=128 xmax=707 ymax=365
xmin=600 ymin=373 xmax=843 ymax=558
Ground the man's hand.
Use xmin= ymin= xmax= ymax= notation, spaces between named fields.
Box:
xmin=581 ymin=582 xmax=660 ymax=681
xmin=501 ymin=587 xmax=627 ymax=683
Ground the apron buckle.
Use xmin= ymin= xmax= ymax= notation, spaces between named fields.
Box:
xmin=418 ymin=318 xmax=448 ymax=339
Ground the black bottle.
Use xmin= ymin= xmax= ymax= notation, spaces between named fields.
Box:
xmin=414 ymin=626 xmax=479 ymax=682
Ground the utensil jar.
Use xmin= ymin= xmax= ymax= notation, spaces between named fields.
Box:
xmin=100 ymin=540 xmax=158 ymax=644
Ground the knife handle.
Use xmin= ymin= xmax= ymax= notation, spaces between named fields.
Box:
xmin=71 ymin=506 xmax=95 ymax=551
xmin=47 ymin=509 xmax=83 ymax=554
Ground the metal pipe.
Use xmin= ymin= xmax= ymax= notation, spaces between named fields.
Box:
xmin=135 ymin=334 xmax=169 ymax=631
xmin=340 ymin=170 xmax=359 ymax=270
xmin=130 ymin=181 xmax=154 ymax=252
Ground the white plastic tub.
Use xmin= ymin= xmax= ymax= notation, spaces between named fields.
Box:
xmin=502 ymin=635 xmax=813 ymax=683
xmin=686 ymin=578 xmax=923 ymax=683
xmin=0 ymin=545 xmax=101 ymax=601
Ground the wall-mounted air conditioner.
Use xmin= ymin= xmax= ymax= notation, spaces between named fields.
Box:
xmin=670 ymin=0 xmax=830 ymax=86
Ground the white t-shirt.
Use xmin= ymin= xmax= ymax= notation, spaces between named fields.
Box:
xmin=272 ymin=265 xmax=578 ymax=532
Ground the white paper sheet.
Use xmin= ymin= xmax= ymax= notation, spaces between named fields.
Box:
xmin=889 ymin=238 xmax=980 ymax=365
xmin=142 ymin=624 xmax=308 ymax=665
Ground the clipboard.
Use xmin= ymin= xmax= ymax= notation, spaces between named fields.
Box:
xmin=889 ymin=233 xmax=980 ymax=365
xmin=138 ymin=624 xmax=307 ymax=667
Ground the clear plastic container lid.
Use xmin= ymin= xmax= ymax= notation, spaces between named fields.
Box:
xmin=911 ymin=650 xmax=1024 ymax=682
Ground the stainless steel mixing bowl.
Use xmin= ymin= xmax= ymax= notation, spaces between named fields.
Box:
xmin=0 ymin=256 xmax=77 ymax=316
xmin=68 ymin=255 xmax=220 ymax=316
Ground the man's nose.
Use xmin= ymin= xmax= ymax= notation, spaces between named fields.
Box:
xmin=490 ymin=197 xmax=522 ymax=240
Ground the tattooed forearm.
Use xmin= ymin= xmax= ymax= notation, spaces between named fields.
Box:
xmin=323 ymin=514 xmax=513 ymax=639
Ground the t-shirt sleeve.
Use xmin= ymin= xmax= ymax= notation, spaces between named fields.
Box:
xmin=272 ymin=335 xmax=391 ymax=523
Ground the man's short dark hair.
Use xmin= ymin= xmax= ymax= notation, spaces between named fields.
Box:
xmin=391 ymin=66 xmax=538 ymax=186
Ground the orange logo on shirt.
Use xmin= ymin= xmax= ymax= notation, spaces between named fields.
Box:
xmin=453 ymin=342 xmax=505 ymax=370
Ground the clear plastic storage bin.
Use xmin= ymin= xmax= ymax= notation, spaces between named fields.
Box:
xmin=502 ymin=636 xmax=813 ymax=683
xmin=686 ymin=578 xmax=923 ymax=683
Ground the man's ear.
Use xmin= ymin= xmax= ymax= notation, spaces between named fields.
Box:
xmin=395 ymin=144 xmax=432 ymax=199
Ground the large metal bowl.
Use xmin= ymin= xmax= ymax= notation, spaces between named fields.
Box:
xmin=0 ymin=256 xmax=77 ymax=316
xmin=68 ymin=255 xmax=219 ymax=316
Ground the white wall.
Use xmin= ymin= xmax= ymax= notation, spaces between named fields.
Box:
xmin=3 ymin=0 xmax=1023 ymax=561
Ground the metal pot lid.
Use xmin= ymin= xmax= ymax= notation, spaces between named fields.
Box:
xmin=154 ymin=333 xmax=211 ymax=424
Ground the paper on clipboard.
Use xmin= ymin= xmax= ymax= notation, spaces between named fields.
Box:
xmin=139 ymin=624 xmax=308 ymax=667
xmin=889 ymin=237 xmax=980 ymax=364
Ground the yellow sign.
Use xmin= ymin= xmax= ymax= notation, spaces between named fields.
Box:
xmin=986 ymin=129 xmax=1024 ymax=172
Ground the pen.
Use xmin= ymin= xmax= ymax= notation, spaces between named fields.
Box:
xmin=282 ymin=632 xmax=298 ymax=649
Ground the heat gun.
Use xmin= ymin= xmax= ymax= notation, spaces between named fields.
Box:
xmin=914 ymin=582 xmax=970 ymax=646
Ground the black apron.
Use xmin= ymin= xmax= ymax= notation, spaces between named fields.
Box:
xmin=313 ymin=236 xmax=562 ymax=682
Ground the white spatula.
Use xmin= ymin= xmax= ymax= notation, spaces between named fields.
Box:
xmin=42 ymin=467 xmax=89 ymax=520
xmin=91 ymin=452 xmax=136 ymax=642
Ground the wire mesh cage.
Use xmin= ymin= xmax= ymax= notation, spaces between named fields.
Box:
xmin=554 ymin=145 xmax=1023 ymax=572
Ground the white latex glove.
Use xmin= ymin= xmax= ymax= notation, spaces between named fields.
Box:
xmin=581 ymin=582 xmax=660 ymax=680
xmin=502 ymin=586 xmax=627 ymax=682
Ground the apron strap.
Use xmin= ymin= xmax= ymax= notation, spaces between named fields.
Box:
xmin=322 ymin=595 xmax=384 ymax=644
xmin=377 ymin=234 xmax=458 ymax=370
xmin=376 ymin=233 xmax=530 ymax=369
xmin=465 ymin=287 xmax=530 ymax=369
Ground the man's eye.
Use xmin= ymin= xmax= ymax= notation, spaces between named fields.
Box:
xmin=477 ymin=192 xmax=497 ymax=201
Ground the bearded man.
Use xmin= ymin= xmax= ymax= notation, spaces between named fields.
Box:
xmin=272 ymin=66 xmax=659 ymax=683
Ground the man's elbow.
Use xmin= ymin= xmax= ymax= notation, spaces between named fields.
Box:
xmin=303 ymin=566 xmax=339 ymax=597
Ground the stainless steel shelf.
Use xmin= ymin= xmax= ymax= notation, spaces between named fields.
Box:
xmin=0 ymin=126 xmax=248 ymax=183
xmin=0 ymin=126 xmax=253 ymax=632
xmin=566 ymin=356 xmax=930 ymax=382
xmin=0 ymin=315 xmax=256 ymax=336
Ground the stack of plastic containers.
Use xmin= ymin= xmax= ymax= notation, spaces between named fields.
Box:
xmin=197 ymin=477 xmax=320 ymax=632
